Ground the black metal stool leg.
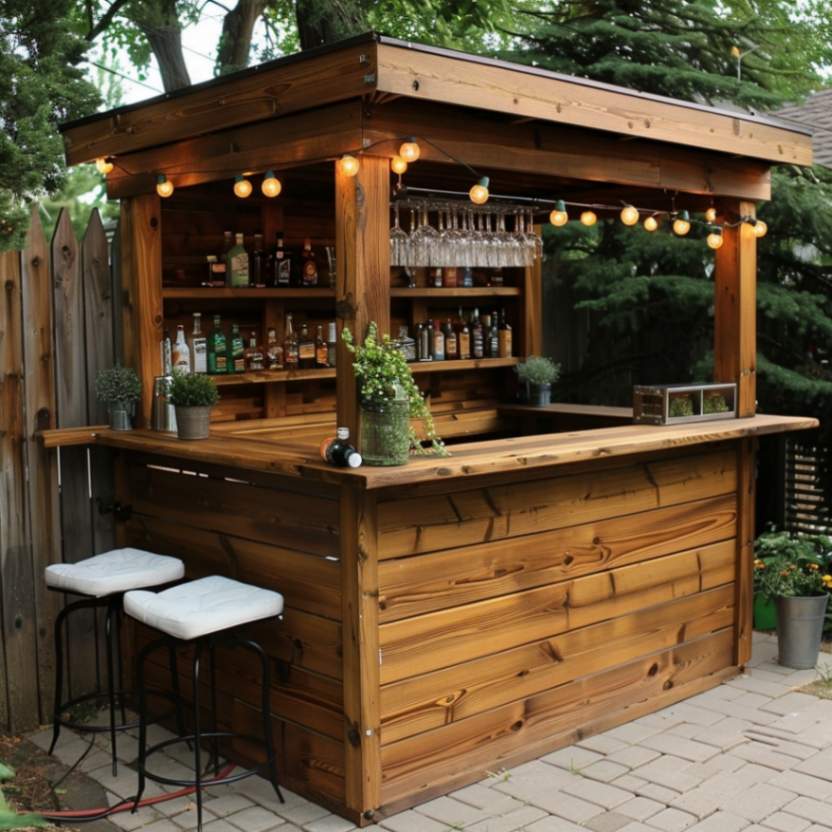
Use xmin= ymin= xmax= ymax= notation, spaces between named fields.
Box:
xmin=114 ymin=597 xmax=127 ymax=725
xmin=48 ymin=603 xmax=70 ymax=756
xmin=192 ymin=642 xmax=204 ymax=832
xmin=133 ymin=638 xmax=163 ymax=813
xmin=209 ymin=638 xmax=219 ymax=775
xmin=104 ymin=597 xmax=119 ymax=776
xmin=168 ymin=639 xmax=188 ymax=742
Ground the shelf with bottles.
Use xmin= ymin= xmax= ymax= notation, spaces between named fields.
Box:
xmin=212 ymin=367 xmax=337 ymax=386
xmin=390 ymin=287 xmax=521 ymax=298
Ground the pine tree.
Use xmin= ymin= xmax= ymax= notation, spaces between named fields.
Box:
xmin=504 ymin=0 xmax=832 ymax=443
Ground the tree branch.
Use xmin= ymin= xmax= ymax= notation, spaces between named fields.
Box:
xmin=86 ymin=0 xmax=132 ymax=40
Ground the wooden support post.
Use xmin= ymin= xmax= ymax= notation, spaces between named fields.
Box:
xmin=340 ymin=486 xmax=381 ymax=823
xmin=523 ymin=225 xmax=543 ymax=357
xmin=714 ymin=200 xmax=756 ymax=417
xmin=735 ymin=437 xmax=757 ymax=666
xmin=335 ymin=156 xmax=390 ymax=437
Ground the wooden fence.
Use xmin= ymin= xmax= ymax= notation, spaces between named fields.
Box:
xmin=0 ymin=206 xmax=119 ymax=733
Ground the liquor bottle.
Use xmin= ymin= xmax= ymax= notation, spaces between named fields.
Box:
xmin=283 ymin=314 xmax=299 ymax=369
xmin=442 ymin=267 xmax=458 ymax=288
xmin=418 ymin=322 xmax=432 ymax=362
xmin=221 ymin=231 xmax=233 ymax=287
xmin=173 ymin=325 xmax=191 ymax=374
xmin=491 ymin=268 xmax=504 ymax=287
xmin=443 ymin=318 xmax=458 ymax=360
xmin=207 ymin=315 xmax=228 ymax=374
xmin=161 ymin=329 xmax=173 ymax=375
xmin=320 ymin=427 xmax=363 ymax=468
xmin=190 ymin=312 xmax=207 ymax=374
xmin=251 ymin=233 xmax=265 ymax=288
xmin=244 ymin=330 xmax=264 ymax=371
xmin=431 ymin=267 xmax=443 ymax=288
xmin=458 ymin=316 xmax=471 ymax=360
xmin=471 ymin=307 xmax=484 ymax=359
xmin=461 ymin=267 xmax=474 ymax=288
xmin=315 ymin=324 xmax=329 ymax=367
xmin=265 ymin=327 xmax=283 ymax=370
xmin=301 ymin=239 xmax=318 ymax=287
xmin=432 ymin=319 xmax=445 ymax=361
xmin=205 ymin=256 xmax=226 ymax=286
xmin=327 ymin=321 xmax=338 ymax=368
xmin=230 ymin=323 xmax=246 ymax=373
xmin=227 ymin=233 xmax=250 ymax=288
xmin=272 ymin=232 xmax=291 ymax=287
xmin=298 ymin=321 xmax=315 ymax=369
xmin=498 ymin=309 xmax=513 ymax=358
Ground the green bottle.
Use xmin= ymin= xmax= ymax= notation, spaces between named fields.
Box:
xmin=227 ymin=232 xmax=249 ymax=288
xmin=230 ymin=323 xmax=246 ymax=373
xmin=207 ymin=315 xmax=228 ymax=374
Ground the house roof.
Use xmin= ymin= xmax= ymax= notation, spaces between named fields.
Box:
xmin=776 ymin=89 xmax=832 ymax=168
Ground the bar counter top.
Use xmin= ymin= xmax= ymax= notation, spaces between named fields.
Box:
xmin=42 ymin=412 xmax=818 ymax=490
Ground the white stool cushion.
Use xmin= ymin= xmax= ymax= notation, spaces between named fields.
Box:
xmin=45 ymin=548 xmax=185 ymax=598
xmin=124 ymin=576 xmax=284 ymax=641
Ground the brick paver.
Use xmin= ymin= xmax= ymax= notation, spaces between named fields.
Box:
xmin=32 ymin=633 xmax=832 ymax=832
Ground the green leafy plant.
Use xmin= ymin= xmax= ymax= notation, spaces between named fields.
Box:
xmin=0 ymin=763 xmax=46 ymax=829
xmin=95 ymin=365 xmax=141 ymax=406
xmin=703 ymin=394 xmax=730 ymax=414
xmin=169 ymin=371 xmax=219 ymax=408
xmin=516 ymin=355 xmax=561 ymax=386
xmin=342 ymin=323 xmax=447 ymax=456
xmin=754 ymin=530 xmax=832 ymax=602
xmin=669 ymin=395 xmax=694 ymax=417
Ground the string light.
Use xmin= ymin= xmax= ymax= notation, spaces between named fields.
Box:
xmin=620 ymin=205 xmax=639 ymax=226
xmin=338 ymin=155 xmax=360 ymax=177
xmin=549 ymin=200 xmax=569 ymax=227
xmin=399 ymin=139 xmax=421 ymax=163
xmin=233 ymin=175 xmax=253 ymax=198
xmin=155 ymin=174 xmax=174 ymax=198
xmin=706 ymin=225 xmax=724 ymax=250
xmin=96 ymin=157 xmax=114 ymax=175
xmin=705 ymin=206 xmax=717 ymax=223
xmin=261 ymin=170 xmax=282 ymax=197
xmin=580 ymin=210 xmax=597 ymax=227
xmin=469 ymin=177 xmax=490 ymax=205
xmin=644 ymin=215 xmax=659 ymax=232
xmin=753 ymin=219 xmax=768 ymax=238
xmin=391 ymin=156 xmax=408 ymax=175
xmin=672 ymin=210 xmax=691 ymax=236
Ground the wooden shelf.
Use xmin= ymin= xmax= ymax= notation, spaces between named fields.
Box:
xmin=410 ymin=357 xmax=518 ymax=373
xmin=391 ymin=287 xmax=521 ymax=298
xmin=212 ymin=367 xmax=336 ymax=386
xmin=162 ymin=287 xmax=335 ymax=300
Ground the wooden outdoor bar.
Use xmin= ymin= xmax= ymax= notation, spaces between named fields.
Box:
xmin=49 ymin=33 xmax=819 ymax=826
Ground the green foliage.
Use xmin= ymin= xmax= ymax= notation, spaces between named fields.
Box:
xmin=669 ymin=395 xmax=694 ymax=417
xmin=342 ymin=323 xmax=447 ymax=456
xmin=169 ymin=371 xmax=219 ymax=408
xmin=0 ymin=765 xmax=46 ymax=829
xmin=0 ymin=0 xmax=99 ymax=248
xmin=516 ymin=355 xmax=561 ymax=386
xmin=95 ymin=365 xmax=141 ymax=405
xmin=754 ymin=530 xmax=832 ymax=601
xmin=703 ymin=393 xmax=730 ymax=414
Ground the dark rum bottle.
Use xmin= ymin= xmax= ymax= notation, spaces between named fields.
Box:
xmin=298 ymin=321 xmax=316 ymax=369
xmin=301 ymin=239 xmax=318 ymax=287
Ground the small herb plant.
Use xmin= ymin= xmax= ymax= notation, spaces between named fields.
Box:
xmin=95 ymin=366 xmax=141 ymax=406
xmin=516 ymin=355 xmax=561 ymax=386
xmin=342 ymin=323 xmax=447 ymax=456
xmin=169 ymin=371 xmax=219 ymax=408
xmin=669 ymin=395 xmax=695 ymax=417
xmin=704 ymin=393 xmax=730 ymax=414
xmin=754 ymin=529 xmax=832 ymax=602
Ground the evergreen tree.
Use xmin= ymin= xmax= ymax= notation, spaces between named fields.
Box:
xmin=503 ymin=0 xmax=832 ymax=445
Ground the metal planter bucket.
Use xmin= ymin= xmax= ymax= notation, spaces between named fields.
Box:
xmin=175 ymin=406 xmax=212 ymax=440
xmin=109 ymin=405 xmax=133 ymax=431
xmin=776 ymin=594 xmax=829 ymax=669
xmin=532 ymin=383 xmax=552 ymax=406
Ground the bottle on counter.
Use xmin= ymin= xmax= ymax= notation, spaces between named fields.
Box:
xmin=173 ymin=324 xmax=191 ymax=374
xmin=315 ymin=324 xmax=329 ymax=367
xmin=189 ymin=312 xmax=207 ymax=373
xmin=161 ymin=329 xmax=173 ymax=375
xmin=301 ymin=238 xmax=318 ymax=287
xmin=227 ymin=233 xmax=250 ymax=288
xmin=498 ymin=308 xmax=513 ymax=358
xmin=283 ymin=313 xmax=299 ymax=369
xmin=458 ymin=315 xmax=471 ymax=360
xmin=272 ymin=232 xmax=291 ymax=287
xmin=327 ymin=321 xmax=338 ymax=368
xmin=207 ymin=315 xmax=228 ymax=374
xmin=431 ymin=267 xmax=443 ymax=288
xmin=442 ymin=267 xmax=458 ymax=288
xmin=265 ymin=327 xmax=283 ymax=370
xmin=230 ymin=323 xmax=246 ymax=373
xmin=298 ymin=321 xmax=315 ymax=369
xmin=471 ymin=307 xmax=484 ymax=360
xmin=417 ymin=321 xmax=432 ymax=362
xmin=443 ymin=318 xmax=458 ymax=360
xmin=245 ymin=330 xmax=264 ymax=371
xmin=432 ymin=319 xmax=445 ymax=361
xmin=251 ymin=233 xmax=265 ymax=287
xmin=320 ymin=427 xmax=363 ymax=468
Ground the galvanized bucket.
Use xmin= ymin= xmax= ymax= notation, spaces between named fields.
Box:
xmin=175 ymin=405 xmax=212 ymax=440
xmin=109 ymin=404 xmax=133 ymax=431
xmin=777 ymin=594 xmax=829 ymax=669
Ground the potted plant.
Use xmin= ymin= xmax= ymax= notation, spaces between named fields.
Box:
xmin=169 ymin=371 xmax=219 ymax=440
xmin=342 ymin=323 xmax=446 ymax=466
xmin=96 ymin=365 xmax=141 ymax=431
xmin=516 ymin=356 xmax=561 ymax=406
xmin=754 ymin=530 xmax=832 ymax=669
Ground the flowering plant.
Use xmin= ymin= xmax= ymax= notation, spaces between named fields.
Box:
xmin=754 ymin=530 xmax=832 ymax=602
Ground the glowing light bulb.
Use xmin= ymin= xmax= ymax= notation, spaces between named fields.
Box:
xmin=391 ymin=156 xmax=408 ymax=175
xmin=705 ymin=206 xmax=717 ymax=223
xmin=399 ymin=140 xmax=421 ymax=163
xmin=706 ymin=226 xmax=724 ymax=250
xmin=549 ymin=200 xmax=569 ymax=227
xmin=339 ymin=155 xmax=360 ymax=177
xmin=233 ymin=175 xmax=253 ymax=198
xmin=469 ymin=177 xmax=490 ymax=205
xmin=96 ymin=157 xmax=113 ymax=175
xmin=753 ymin=219 xmax=768 ymax=238
xmin=672 ymin=210 xmax=691 ymax=236
xmin=643 ymin=215 xmax=659 ymax=232
xmin=620 ymin=205 xmax=639 ymax=226
xmin=155 ymin=174 xmax=174 ymax=198
xmin=261 ymin=170 xmax=282 ymax=198
xmin=580 ymin=210 xmax=597 ymax=227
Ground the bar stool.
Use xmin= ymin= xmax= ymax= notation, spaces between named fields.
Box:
xmin=45 ymin=548 xmax=186 ymax=775
xmin=125 ymin=575 xmax=284 ymax=831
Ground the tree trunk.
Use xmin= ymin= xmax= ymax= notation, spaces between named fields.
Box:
xmin=128 ymin=0 xmax=190 ymax=91
xmin=294 ymin=0 xmax=367 ymax=50
xmin=217 ymin=0 xmax=268 ymax=75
